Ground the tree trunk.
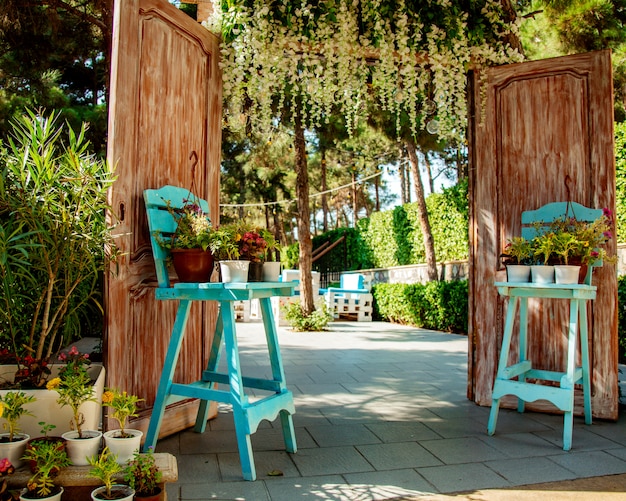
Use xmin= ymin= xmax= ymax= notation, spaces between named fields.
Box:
xmin=424 ymin=151 xmax=434 ymax=194
xmin=405 ymin=140 xmax=438 ymax=281
xmin=321 ymin=151 xmax=329 ymax=233
xmin=294 ymin=103 xmax=315 ymax=315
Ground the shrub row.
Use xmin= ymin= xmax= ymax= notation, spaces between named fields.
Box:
xmin=372 ymin=281 xmax=468 ymax=334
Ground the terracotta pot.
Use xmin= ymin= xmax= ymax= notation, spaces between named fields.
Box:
xmin=135 ymin=487 xmax=163 ymax=501
xmin=171 ymin=248 xmax=214 ymax=282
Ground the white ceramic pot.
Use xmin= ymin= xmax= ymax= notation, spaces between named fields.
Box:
xmin=0 ymin=433 xmax=29 ymax=469
xmin=91 ymin=484 xmax=135 ymax=501
xmin=262 ymin=261 xmax=281 ymax=282
xmin=506 ymin=264 xmax=531 ymax=283
xmin=20 ymin=486 xmax=64 ymax=501
xmin=62 ymin=430 xmax=102 ymax=466
xmin=220 ymin=260 xmax=250 ymax=283
xmin=531 ymin=265 xmax=555 ymax=284
xmin=103 ymin=429 xmax=143 ymax=464
xmin=554 ymin=265 xmax=581 ymax=284
xmin=0 ymin=364 xmax=105 ymax=438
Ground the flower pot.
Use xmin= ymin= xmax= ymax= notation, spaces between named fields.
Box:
xmin=103 ymin=429 xmax=143 ymax=464
xmin=20 ymin=485 xmax=64 ymax=501
xmin=506 ymin=264 xmax=531 ymax=283
xmin=554 ymin=265 xmax=581 ymax=284
xmin=262 ymin=261 xmax=281 ymax=282
xmin=170 ymin=248 xmax=214 ymax=282
xmin=531 ymin=265 xmax=554 ymax=284
xmin=135 ymin=487 xmax=162 ymax=501
xmin=0 ymin=364 xmax=105 ymax=438
xmin=61 ymin=430 xmax=102 ymax=466
xmin=219 ymin=260 xmax=249 ymax=283
xmin=0 ymin=433 xmax=29 ymax=469
xmin=91 ymin=484 xmax=135 ymax=501
xmin=247 ymin=261 xmax=264 ymax=282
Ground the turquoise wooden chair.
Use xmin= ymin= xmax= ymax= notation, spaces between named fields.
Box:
xmin=143 ymin=185 xmax=297 ymax=481
xmin=488 ymin=201 xmax=602 ymax=451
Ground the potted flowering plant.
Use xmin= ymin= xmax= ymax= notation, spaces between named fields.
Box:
xmin=0 ymin=458 xmax=17 ymax=501
xmin=47 ymin=349 xmax=101 ymax=466
xmin=20 ymin=439 xmax=70 ymax=500
xmin=88 ymin=447 xmax=134 ymax=501
xmin=0 ymin=392 xmax=35 ymax=468
xmin=239 ymin=229 xmax=268 ymax=281
xmin=153 ymin=198 xmax=217 ymax=282
xmin=502 ymin=236 xmax=533 ymax=282
xmin=123 ymin=448 xmax=162 ymax=500
xmin=102 ymin=389 xmax=144 ymax=464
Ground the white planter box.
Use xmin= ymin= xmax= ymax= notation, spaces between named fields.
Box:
xmin=0 ymin=364 xmax=105 ymax=438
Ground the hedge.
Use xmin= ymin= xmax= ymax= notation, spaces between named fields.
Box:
xmin=372 ymin=281 xmax=468 ymax=334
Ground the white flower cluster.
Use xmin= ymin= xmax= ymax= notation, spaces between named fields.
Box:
xmin=203 ymin=0 xmax=523 ymax=142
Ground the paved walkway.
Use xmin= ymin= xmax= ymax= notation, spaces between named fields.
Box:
xmin=156 ymin=321 xmax=626 ymax=501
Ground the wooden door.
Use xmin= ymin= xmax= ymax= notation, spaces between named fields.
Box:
xmin=468 ymin=50 xmax=618 ymax=420
xmin=105 ymin=0 xmax=222 ymax=436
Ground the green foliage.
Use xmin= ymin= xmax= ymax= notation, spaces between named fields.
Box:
xmin=358 ymin=180 xmax=469 ymax=267
xmin=283 ymin=300 xmax=333 ymax=332
xmin=0 ymin=391 xmax=35 ymax=441
xmin=22 ymin=439 xmax=70 ymax=498
xmin=0 ymin=110 xmax=117 ymax=361
xmin=601 ymin=112 xmax=626 ymax=252
xmin=373 ymin=281 xmax=468 ymax=334
xmin=124 ymin=449 xmax=162 ymax=496
xmin=312 ymin=227 xmax=373 ymax=273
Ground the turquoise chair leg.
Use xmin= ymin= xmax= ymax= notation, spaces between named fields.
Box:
xmin=194 ymin=308 xmax=225 ymax=433
xmin=487 ymin=398 xmax=500 ymax=435
xmin=579 ymin=302 xmax=593 ymax=425
xmin=144 ymin=300 xmax=192 ymax=451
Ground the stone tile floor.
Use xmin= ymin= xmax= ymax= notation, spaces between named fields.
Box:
xmin=153 ymin=321 xmax=626 ymax=501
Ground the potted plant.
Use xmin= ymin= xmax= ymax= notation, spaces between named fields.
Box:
xmin=502 ymin=236 xmax=532 ymax=282
xmin=123 ymin=448 xmax=162 ymax=500
xmin=24 ymin=423 xmax=66 ymax=474
xmin=102 ymin=389 xmax=144 ymax=464
xmin=153 ymin=198 xmax=216 ymax=282
xmin=211 ymin=225 xmax=248 ymax=282
xmin=0 ymin=392 xmax=36 ymax=468
xmin=0 ymin=110 xmax=118 ymax=370
xmin=259 ymin=229 xmax=281 ymax=281
xmin=47 ymin=351 xmax=101 ymax=466
xmin=88 ymin=447 xmax=134 ymax=501
xmin=238 ymin=229 xmax=268 ymax=281
xmin=19 ymin=439 xmax=70 ymax=500
xmin=0 ymin=458 xmax=18 ymax=501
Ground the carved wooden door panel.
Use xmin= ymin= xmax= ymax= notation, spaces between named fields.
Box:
xmin=468 ymin=50 xmax=618 ymax=419
xmin=106 ymin=0 xmax=222 ymax=435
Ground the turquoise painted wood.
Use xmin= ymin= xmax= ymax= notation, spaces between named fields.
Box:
xmin=143 ymin=187 xmax=297 ymax=481
xmin=488 ymin=202 xmax=601 ymax=451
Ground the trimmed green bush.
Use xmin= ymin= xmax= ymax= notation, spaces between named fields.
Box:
xmin=373 ymin=281 xmax=468 ymax=334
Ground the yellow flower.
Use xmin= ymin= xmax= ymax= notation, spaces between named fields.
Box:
xmin=102 ymin=390 xmax=114 ymax=404
xmin=0 ymin=402 xmax=4 ymax=419
xmin=46 ymin=377 xmax=61 ymax=390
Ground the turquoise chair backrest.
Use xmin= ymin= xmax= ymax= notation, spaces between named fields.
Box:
xmin=144 ymin=185 xmax=210 ymax=288
xmin=520 ymin=201 xmax=603 ymax=285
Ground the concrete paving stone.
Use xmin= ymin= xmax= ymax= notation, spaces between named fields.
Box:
xmin=421 ymin=416 xmax=490 ymax=439
xmin=180 ymin=480 xmax=271 ymax=500
xmin=291 ymin=409 xmax=332 ymax=428
xmin=178 ymin=428 xmax=239 ymax=454
xmin=293 ymin=382 xmax=353 ymax=397
xmin=420 ymin=436 xmax=507 ymax=464
xmin=484 ymin=456 xmax=577 ymax=485
xmin=584 ymin=416 xmax=626 ymax=446
xmin=344 ymin=469 xmax=437 ymax=500
xmin=308 ymin=371 xmax=361 ymax=384
xmin=548 ymin=450 xmax=626 ymax=477
xmin=263 ymin=475 xmax=350 ymax=501
xmin=339 ymin=382 xmax=398 ymax=396
xmin=426 ymin=402 xmax=491 ymax=420
xmin=479 ymin=431 xmax=568 ymax=458
xmin=607 ymin=447 xmax=626 ymax=462
xmin=534 ymin=425 xmax=625 ymax=452
xmin=252 ymin=425 xmax=317 ymax=450
xmin=357 ymin=441 xmax=443 ymax=470
xmin=366 ymin=421 xmax=442 ymax=443
xmin=483 ymin=409 xmax=555 ymax=435
xmin=305 ymin=423 xmax=383 ymax=447
xmin=174 ymin=452 xmax=221 ymax=484
xmin=289 ymin=446 xmax=375 ymax=476
xmin=215 ymin=450 xmax=300 ymax=482
xmin=417 ymin=462 xmax=512 ymax=493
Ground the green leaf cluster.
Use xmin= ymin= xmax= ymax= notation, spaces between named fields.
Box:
xmin=372 ymin=281 xmax=468 ymax=334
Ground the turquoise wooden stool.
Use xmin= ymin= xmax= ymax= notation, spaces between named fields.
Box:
xmin=487 ymin=202 xmax=601 ymax=451
xmin=143 ymin=186 xmax=297 ymax=480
